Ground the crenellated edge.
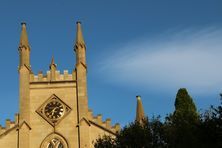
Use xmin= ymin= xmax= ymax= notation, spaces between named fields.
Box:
xmin=0 ymin=114 xmax=19 ymax=135
xmin=30 ymin=69 xmax=76 ymax=83
xmin=87 ymin=109 xmax=120 ymax=134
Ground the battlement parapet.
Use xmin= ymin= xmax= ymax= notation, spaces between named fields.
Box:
xmin=96 ymin=114 xmax=102 ymax=125
xmin=105 ymin=118 xmax=111 ymax=129
xmin=30 ymin=70 xmax=76 ymax=83
xmin=88 ymin=109 xmax=93 ymax=119
xmin=0 ymin=114 xmax=18 ymax=135
xmin=89 ymin=110 xmax=120 ymax=133
xmin=112 ymin=123 xmax=120 ymax=133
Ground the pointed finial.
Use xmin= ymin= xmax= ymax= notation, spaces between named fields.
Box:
xmin=19 ymin=22 xmax=30 ymax=49
xmin=136 ymin=95 xmax=145 ymax=123
xmin=51 ymin=56 xmax=55 ymax=65
xmin=75 ymin=21 xmax=85 ymax=47
xmin=49 ymin=56 xmax=57 ymax=69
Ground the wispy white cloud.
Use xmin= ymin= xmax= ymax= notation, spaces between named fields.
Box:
xmin=95 ymin=27 xmax=222 ymax=94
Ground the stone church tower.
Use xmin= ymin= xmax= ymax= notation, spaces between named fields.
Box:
xmin=0 ymin=22 xmax=120 ymax=148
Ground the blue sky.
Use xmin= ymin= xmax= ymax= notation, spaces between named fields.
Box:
xmin=0 ymin=0 xmax=222 ymax=126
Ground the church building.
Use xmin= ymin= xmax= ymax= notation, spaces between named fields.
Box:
xmin=0 ymin=22 xmax=122 ymax=148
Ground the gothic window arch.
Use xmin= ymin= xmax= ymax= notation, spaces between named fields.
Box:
xmin=40 ymin=133 xmax=68 ymax=148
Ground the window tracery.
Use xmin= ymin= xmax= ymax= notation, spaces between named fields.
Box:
xmin=47 ymin=138 xmax=64 ymax=148
xmin=41 ymin=133 xmax=68 ymax=148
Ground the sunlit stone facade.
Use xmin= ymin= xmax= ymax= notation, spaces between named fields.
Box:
xmin=0 ymin=22 xmax=120 ymax=148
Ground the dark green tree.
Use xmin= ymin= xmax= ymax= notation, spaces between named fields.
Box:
xmin=116 ymin=117 xmax=152 ymax=148
xmin=200 ymin=94 xmax=222 ymax=148
xmin=149 ymin=116 xmax=166 ymax=148
xmin=174 ymin=88 xmax=198 ymax=122
xmin=94 ymin=135 xmax=117 ymax=148
xmin=94 ymin=116 xmax=167 ymax=148
xmin=164 ymin=88 xmax=200 ymax=148
xmin=93 ymin=119 xmax=151 ymax=148
xmin=94 ymin=89 xmax=222 ymax=148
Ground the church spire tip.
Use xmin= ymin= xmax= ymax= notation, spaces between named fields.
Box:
xmin=75 ymin=21 xmax=85 ymax=47
xmin=136 ymin=95 xmax=141 ymax=100
xmin=136 ymin=95 xmax=145 ymax=123
xmin=21 ymin=22 xmax=26 ymax=26
xmin=19 ymin=22 xmax=30 ymax=49
xmin=51 ymin=56 xmax=55 ymax=65
xmin=49 ymin=56 xmax=57 ymax=69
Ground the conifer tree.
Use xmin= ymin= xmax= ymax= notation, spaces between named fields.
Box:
xmin=165 ymin=88 xmax=200 ymax=148
xmin=174 ymin=88 xmax=198 ymax=123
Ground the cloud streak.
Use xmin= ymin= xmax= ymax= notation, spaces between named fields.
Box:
xmin=95 ymin=27 xmax=222 ymax=94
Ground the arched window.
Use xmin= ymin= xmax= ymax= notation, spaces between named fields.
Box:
xmin=41 ymin=133 xmax=68 ymax=148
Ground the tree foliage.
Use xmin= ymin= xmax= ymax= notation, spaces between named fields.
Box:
xmin=94 ymin=135 xmax=117 ymax=148
xmin=174 ymin=88 xmax=198 ymax=122
xmin=94 ymin=88 xmax=222 ymax=148
xmin=199 ymin=95 xmax=222 ymax=148
xmin=164 ymin=88 xmax=200 ymax=148
xmin=116 ymin=118 xmax=152 ymax=148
